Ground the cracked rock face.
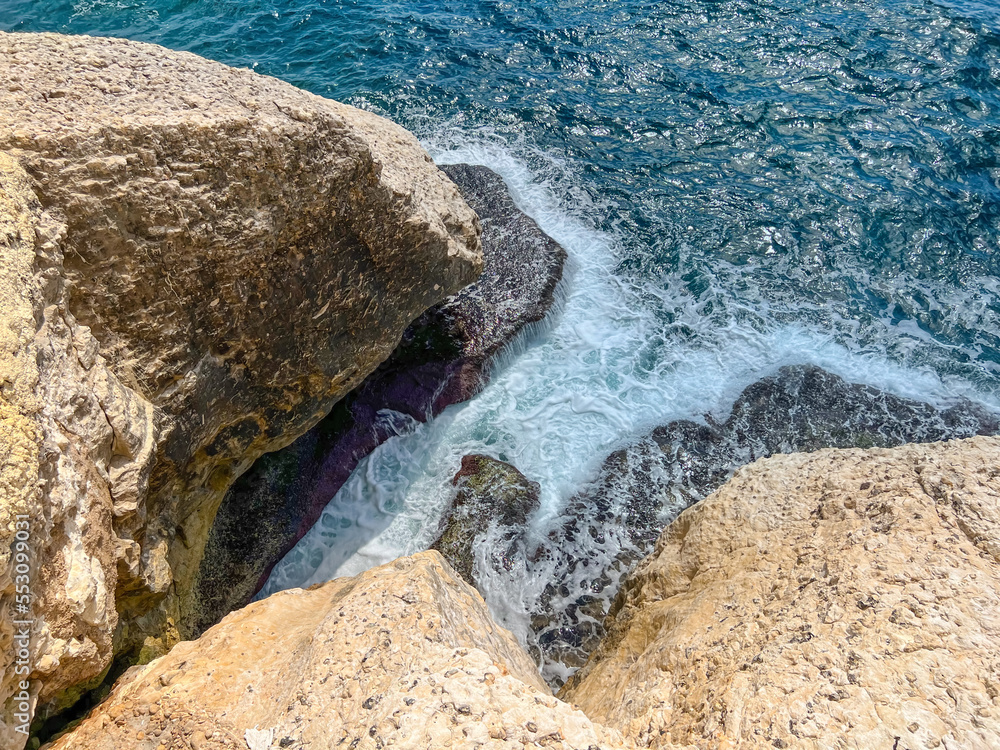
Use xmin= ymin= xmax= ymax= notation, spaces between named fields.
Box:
xmin=0 ymin=31 xmax=480 ymax=745
xmin=47 ymin=552 xmax=639 ymax=750
xmin=561 ymin=436 xmax=1000 ymax=750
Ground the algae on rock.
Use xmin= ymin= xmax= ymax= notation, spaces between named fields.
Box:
xmin=431 ymin=454 xmax=541 ymax=587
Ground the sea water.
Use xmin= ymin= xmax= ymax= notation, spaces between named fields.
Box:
xmin=6 ymin=0 xmax=1000 ymax=680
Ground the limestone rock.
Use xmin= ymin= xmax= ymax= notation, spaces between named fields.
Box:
xmin=47 ymin=552 xmax=637 ymax=750
xmin=0 ymin=31 xmax=480 ymax=742
xmin=561 ymin=436 xmax=1000 ymax=750
xmin=532 ymin=365 xmax=998 ymax=678
xmin=0 ymin=152 xmax=45 ymax=750
xmin=193 ymin=164 xmax=565 ymax=635
xmin=431 ymin=454 xmax=541 ymax=587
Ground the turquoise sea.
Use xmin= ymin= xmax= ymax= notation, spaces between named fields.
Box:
xmin=6 ymin=0 xmax=1000 ymax=680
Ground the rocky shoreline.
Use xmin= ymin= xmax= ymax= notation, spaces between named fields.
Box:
xmin=562 ymin=436 xmax=1000 ymax=749
xmin=2 ymin=30 xmax=1000 ymax=750
xmin=35 ymin=437 xmax=1000 ymax=750
xmin=527 ymin=364 xmax=1000 ymax=679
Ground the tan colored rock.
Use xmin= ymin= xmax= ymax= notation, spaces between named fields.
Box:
xmin=561 ymin=436 xmax=1000 ymax=750
xmin=0 ymin=152 xmax=44 ymax=749
xmin=0 ymin=31 xmax=480 ymax=743
xmin=48 ymin=551 xmax=636 ymax=750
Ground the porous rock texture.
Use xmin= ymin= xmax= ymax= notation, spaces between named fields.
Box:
xmin=431 ymin=454 xmax=541 ymax=587
xmin=0 ymin=31 xmax=480 ymax=743
xmin=0 ymin=153 xmax=46 ymax=748
xmin=47 ymin=552 xmax=639 ymax=750
xmin=192 ymin=163 xmax=565 ymax=635
xmin=561 ymin=436 xmax=1000 ymax=750
xmin=532 ymin=365 xmax=999 ymax=676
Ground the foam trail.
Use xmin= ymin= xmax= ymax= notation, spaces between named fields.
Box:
xmin=261 ymin=132 xmax=998 ymax=656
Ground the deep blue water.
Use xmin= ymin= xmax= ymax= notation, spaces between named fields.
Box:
xmin=7 ymin=0 xmax=1000 ymax=681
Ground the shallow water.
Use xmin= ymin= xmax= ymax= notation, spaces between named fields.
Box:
xmin=6 ymin=0 xmax=1000 ymax=681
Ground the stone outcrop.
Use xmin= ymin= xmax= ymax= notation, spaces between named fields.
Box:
xmin=431 ymin=454 xmax=541 ymax=587
xmin=531 ymin=365 xmax=999 ymax=677
xmin=47 ymin=552 xmax=638 ymax=750
xmin=0 ymin=31 xmax=480 ymax=743
xmin=192 ymin=164 xmax=565 ymax=635
xmin=561 ymin=436 xmax=1000 ymax=749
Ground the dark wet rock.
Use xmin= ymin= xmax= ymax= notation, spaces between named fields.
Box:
xmin=531 ymin=364 xmax=1000 ymax=683
xmin=431 ymin=163 xmax=568 ymax=405
xmin=191 ymin=164 xmax=566 ymax=636
xmin=431 ymin=454 xmax=541 ymax=587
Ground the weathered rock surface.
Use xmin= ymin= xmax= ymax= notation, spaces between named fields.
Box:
xmin=431 ymin=454 xmax=541 ymax=587
xmin=561 ymin=436 xmax=1000 ymax=750
xmin=531 ymin=365 xmax=999 ymax=677
xmin=0 ymin=152 xmax=46 ymax=749
xmin=48 ymin=552 xmax=638 ymax=750
xmin=0 ymin=31 xmax=480 ymax=743
xmin=193 ymin=164 xmax=565 ymax=635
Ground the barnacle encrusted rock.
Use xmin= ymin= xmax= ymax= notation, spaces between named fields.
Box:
xmin=561 ymin=436 xmax=1000 ymax=749
xmin=47 ymin=552 xmax=638 ymax=750
xmin=0 ymin=30 xmax=480 ymax=744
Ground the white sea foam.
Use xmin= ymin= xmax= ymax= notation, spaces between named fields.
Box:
xmin=260 ymin=130 xmax=998 ymax=653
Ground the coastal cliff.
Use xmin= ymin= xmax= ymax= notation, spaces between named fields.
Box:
xmin=0 ymin=31 xmax=480 ymax=744
xmin=4 ymin=28 xmax=1000 ymax=750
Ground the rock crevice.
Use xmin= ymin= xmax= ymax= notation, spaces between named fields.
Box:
xmin=192 ymin=163 xmax=565 ymax=635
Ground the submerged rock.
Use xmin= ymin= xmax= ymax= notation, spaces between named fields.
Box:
xmin=194 ymin=164 xmax=566 ymax=635
xmin=532 ymin=365 xmax=999 ymax=679
xmin=431 ymin=454 xmax=541 ymax=586
xmin=47 ymin=552 xmax=637 ymax=750
xmin=0 ymin=31 xmax=480 ymax=744
xmin=561 ymin=436 xmax=1000 ymax=750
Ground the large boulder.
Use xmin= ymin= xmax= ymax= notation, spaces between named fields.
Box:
xmin=191 ymin=164 xmax=565 ymax=636
xmin=531 ymin=365 xmax=999 ymax=677
xmin=0 ymin=31 xmax=480 ymax=744
xmin=46 ymin=552 xmax=637 ymax=750
xmin=561 ymin=436 xmax=1000 ymax=749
